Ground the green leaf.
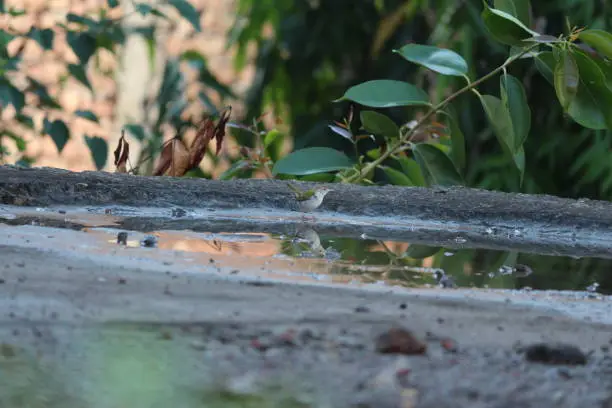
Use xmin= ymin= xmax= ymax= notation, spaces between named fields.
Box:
xmin=15 ymin=113 xmax=34 ymax=129
xmin=219 ymin=160 xmax=250 ymax=180
xmin=479 ymin=94 xmax=514 ymax=152
xmin=445 ymin=110 xmax=466 ymax=172
xmin=43 ymin=118 xmax=70 ymax=153
xmin=66 ymin=13 xmax=100 ymax=30
xmin=397 ymin=157 xmax=426 ymax=186
xmin=272 ymin=147 xmax=354 ymax=176
xmin=336 ymin=80 xmax=430 ymax=108
xmin=107 ymin=0 xmax=119 ymax=8
xmin=263 ymin=129 xmax=282 ymax=148
xmin=578 ymin=29 xmax=612 ymax=60
xmin=567 ymin=48 xmax=612 ymax=130
xmin=168 ymin=0 xmax=202 ymax=32
xmin=481 ymin=1 xmax=538 ymax=46
xmin=85 ymin=136 xmax=108 ymax=170
xmin=501 ymin=74 xmax=531 ymax=150
xmin=28 ymin=77 xmax=60 ymax=109
xmin=29 ymin=28 xmax=54 ymax=50
xmin=67 ymin=31 xmax=97 ymax=65
xmin=68 ymin=64 xmax=93 ymax=91
xmin=0 ymin=29 xmax=14 ymax=53
xmin=404 ymin=245 xmax=441 ymax=259
xmin=493 ymin=0 xmax=532 ymax=28
xmin=553 ymin=49 xmax=579 ymax=112
xmin=535 ymin=51 xmax=555 ymax=85
xmin=0 ymin=78 xmax=24 ymax=112
xmin=394 ymin=44 xmax=468 ymax=76
xmin=75 ymin=110 xmax=99 ymax=122
xmin=135 ymin=3 xmax=154 ymax=16
xmin=124 ymin=124 xmax=147 ymax=141
xmin=3 ymin=130 xmax=26 ymax=151
xmin=412 ymin=143 xmax=463 ymax=186
xmin=360 ymin=111 xmax=399 ymax=139
xmin=380 ymin=165 xmax=414 ymax=186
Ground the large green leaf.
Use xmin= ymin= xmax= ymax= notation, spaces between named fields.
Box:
xmin=360 ymin=111 xmax=399 ymax=139
xmin=43 ymin=119 xmax=70 ymax=153
xmin=168 ymin=0 xmax=202 ymax=32
xmin=0 ymin=78 xmax=24 ymax=112
xmin=85 ymin=136 xmax=108 ymax=170
xmin=336 ymin=80 xmax=430 ymax=108
xmin=553 ymin=49 xmax=579 ymax=112
xmin=501 ymin=74 xmax=531 ymax=150
xmin=493 ymin=0 xmax=532 ymax=28
xmin=75 ymin=110 xmax=99 ymax=122
xmin=394 ymin=44 xmax=468 ymax=76
xmin=272 ymin=147 xmax=354 ymax=176
xmin=578 ymin=29 xmax=612 ymax=60
xmin=124 ymin=124 xmax=147 ymax=141
xmin=28 ymin=77 xmax=60 ymax=109
xmin=481 ymin=1 xmax=538 ymax=46
xmin=67 ymin=31 xmax=96 ymax=65
xmin=380 ymin=165 xmax=414 ymax=186
xmin=444 ymin=106 xmax=466 ymax=173
xmin=534 ymin=51 xmax=555 ymax=85
xmin=29 ymin=28 xmax=54 ymax=50
xmin=479 ymin=94 xmax=525 ymax=178
xmin=479 ymin=94 xmax=514 ymax=152
xmin=68 ymin=64 xmax=93 ymax=91
xmin=567 ymin=48 xmax=612 ymax=130
xmin=397 ymin=156 xmax=426 ymax=186
xmin=412 ymin=143 xmax=463 ymax=186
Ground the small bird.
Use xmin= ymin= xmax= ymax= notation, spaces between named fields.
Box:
xmin=287 ymin=183 xmax=332 ymax=213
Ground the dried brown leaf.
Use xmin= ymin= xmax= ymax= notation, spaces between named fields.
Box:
xmin=188 ymin=117 xmax=215 ymax=170
xmin=113 ymin=130 xmax=130 ymax=173
xmin=153 ymin=138 xmax=190 ymax=177
xmin=214 ymin=106 xmax=231 ymax=155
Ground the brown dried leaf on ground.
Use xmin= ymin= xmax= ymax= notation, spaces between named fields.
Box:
xmin=114 ymin=130 xmax=130 ymax=173
xmin=153 ymin=138 xmax=190 ymax=177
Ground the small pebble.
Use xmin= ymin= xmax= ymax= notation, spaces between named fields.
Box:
xmin=376 ymin=327 xmax=427 ymax=355
xmin=141 ymin=235 xmax=158 ymax=248
xmin=524 ymin=343 xmax=587 ymax=365
xmin=116 ymin=232 xmax=128 ymax=245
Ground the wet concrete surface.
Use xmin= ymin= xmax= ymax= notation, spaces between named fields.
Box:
xmin=1 ymin=166 xmax=612 ymax=407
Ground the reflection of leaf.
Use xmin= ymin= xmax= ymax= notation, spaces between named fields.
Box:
xmin=113 ymin=131 xmax=130 ymax=173
xmin=404 ymin=245 xmax=441 ymax=259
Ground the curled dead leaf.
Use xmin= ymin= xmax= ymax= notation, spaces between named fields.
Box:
xmin=114 ymin=130 xmax=130 ymax=173
xmin=153 ymin=106 xmax=232 ymax=177
xmin=153 ymin=138 xmax=190 ymax=176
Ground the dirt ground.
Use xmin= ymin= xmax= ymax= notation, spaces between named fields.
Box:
xmin=2 ymin=166 xmax=612 ymax=407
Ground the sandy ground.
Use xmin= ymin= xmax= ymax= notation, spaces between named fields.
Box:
xmin=1 ymin=225 xmax=612 ymax=407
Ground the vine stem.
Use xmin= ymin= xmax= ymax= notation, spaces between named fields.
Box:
xmin=345 ymin=43 xmax=541 ymax=184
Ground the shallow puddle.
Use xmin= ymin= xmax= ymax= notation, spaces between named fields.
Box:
xmin=1 ymin=204 xmax=610 ymax=295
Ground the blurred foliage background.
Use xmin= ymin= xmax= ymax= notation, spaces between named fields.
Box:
xmin=230 ymin=0 xmax=612 ymax=199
